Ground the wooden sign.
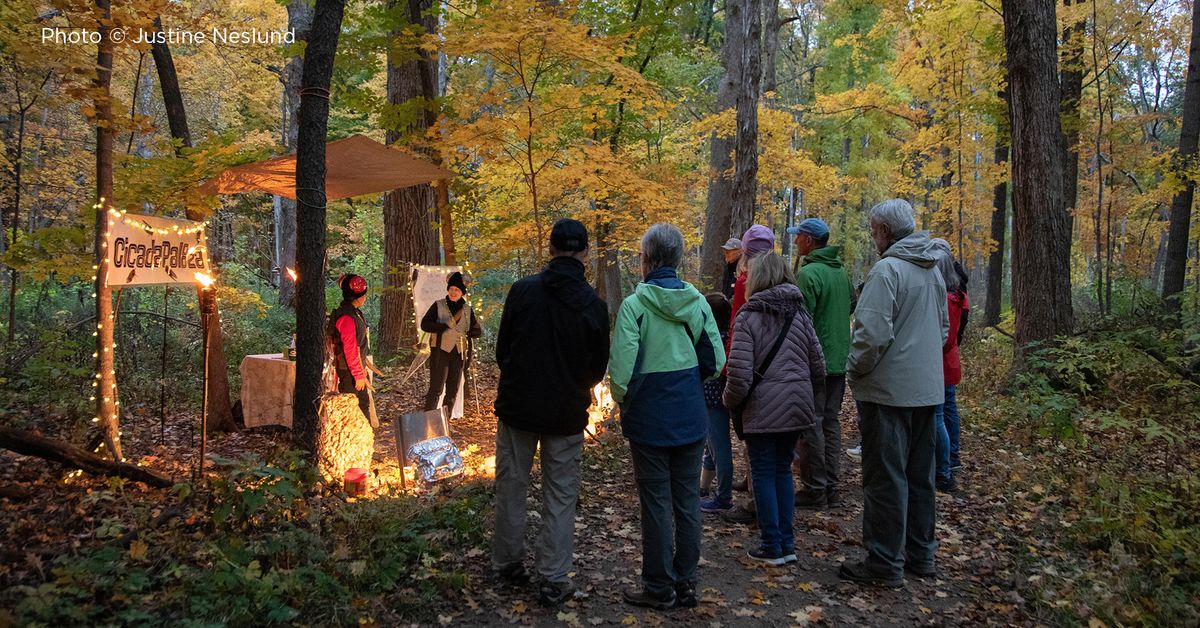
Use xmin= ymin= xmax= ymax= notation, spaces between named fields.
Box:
xmin=104 ymin=212 xmax=210 ymax=286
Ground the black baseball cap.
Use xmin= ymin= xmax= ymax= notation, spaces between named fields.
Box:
xmin=550 ymin=218 xmax=588 ymax=252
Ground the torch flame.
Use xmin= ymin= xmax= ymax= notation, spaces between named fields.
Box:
xmin=286 ymin=267 xmax=298 ymax=281
xmin=194 ymin=272 xmax=215 ymax=288
xmin=586 ymin=382 xmax=614 ymax=439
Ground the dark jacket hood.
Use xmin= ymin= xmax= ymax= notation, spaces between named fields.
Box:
xmin=542 ymin=256 xmax=601 ymax=312
xmin=741 ymin=282 xmax=806 ymax=319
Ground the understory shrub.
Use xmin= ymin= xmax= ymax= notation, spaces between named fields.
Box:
xmin=10 ymin=451 xmax=492 ymax=626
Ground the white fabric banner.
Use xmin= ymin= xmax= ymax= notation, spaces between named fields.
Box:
xmin=412 ymin=264 xmax=465 ymax=419
xmin=105 ymin=212 xmax=210 ymax=287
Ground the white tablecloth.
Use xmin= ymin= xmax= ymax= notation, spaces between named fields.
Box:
xmin=239 ymin=354 xmax=295 ymax=428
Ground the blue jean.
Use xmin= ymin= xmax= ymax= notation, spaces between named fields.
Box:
xmin=933 ymin=384 xmax=959 ymax=484
xmin=701 ymin=406 xmax=733 ymax=502
xmin=629 ymin=439 xmax=704 ymax=597
xmin=944 ymin=385 xmax=960 ymax=468
xmin=745 ymin=431 xmax=800 ymax=555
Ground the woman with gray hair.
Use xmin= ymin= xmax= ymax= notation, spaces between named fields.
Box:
xmin=929 ymin=238 xmax=970 ymax=493
xmin=609 ymin=223 xmax=726 ymax=610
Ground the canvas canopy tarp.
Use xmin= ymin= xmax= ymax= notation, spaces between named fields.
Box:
xmin=203 ymin=134 xmax=452 ymax=201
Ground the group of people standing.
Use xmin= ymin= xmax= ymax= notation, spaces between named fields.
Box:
xmin=328 ymin=200 xmax=970 ymax=609
xmin=489 ymin=201 xmax=971 ymax=608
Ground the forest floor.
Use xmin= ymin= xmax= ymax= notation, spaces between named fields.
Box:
xmin=412 ymin=372 xmax=1036 ymax=627
xmin=2 ymin=358 xmax=1037 ymax=626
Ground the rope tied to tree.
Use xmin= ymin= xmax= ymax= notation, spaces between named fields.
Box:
xmin=297 ymin=86 xmax=331 ymax=100
xmin=295 ymin=187 xmax=327 ymax=210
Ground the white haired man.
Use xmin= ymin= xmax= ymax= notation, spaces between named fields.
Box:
xmin=840 ymin=199 xmax=949 ymax=588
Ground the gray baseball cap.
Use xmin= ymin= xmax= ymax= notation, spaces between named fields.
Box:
xmin=721 ymin=237 xmax=743 ymax=251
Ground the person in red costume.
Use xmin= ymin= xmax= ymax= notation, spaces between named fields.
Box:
xmin=328 ymin=274 xmax=377 ymax=423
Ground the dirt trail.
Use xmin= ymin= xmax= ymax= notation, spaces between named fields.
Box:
xmin=421 ymin=384 xmax=1034 ymax=627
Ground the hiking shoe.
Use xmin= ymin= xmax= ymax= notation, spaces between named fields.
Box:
xmin=905 ymin=563 xmax=937 ymax=579
xmin=936 ymin=477 xmax=958 ymax=494
xmin=496 ymin=562 xmax=529 ymax=585
xmin=722 ymin=504 xmax=757 ymax=525
xmin=538 ymin=581 xmax=575 ymax=607
xmin=795 ymin=489 xmax=828 ymax=510
xmin=826 ymin=488 xmax=843 ymax=508
xmin=674 ymin=583 xmax=698 ymax=609
xmin=781 ymin=549 xmax=798 ymax=565
xmin=701 ymin=497 xmax=733 ymax=513
xmin=846 ymin=446 xmax=862 ymax=460
xmin=622 ymin=587 xmax=676 ymax=611
xmin=747 ymin=546 xmax=786 ymax=566
xmin=837 ymin=562 xmax=904 ymax=589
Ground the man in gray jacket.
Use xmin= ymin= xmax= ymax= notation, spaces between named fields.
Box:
xmin=839 ymin=199 xmax=949 ymax=588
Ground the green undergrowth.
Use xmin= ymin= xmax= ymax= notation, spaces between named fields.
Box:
xmin=7 ymin=451 xmax=493 ymax=626
xmin=962 ymin=314 xmax=1200 ymax=626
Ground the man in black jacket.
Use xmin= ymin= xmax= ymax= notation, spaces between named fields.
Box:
xmin=492 ymin=218 xmax=611 ymax=607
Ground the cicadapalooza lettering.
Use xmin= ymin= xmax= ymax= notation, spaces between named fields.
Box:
xmin=111 ymin=238 xmax=207 ymax=271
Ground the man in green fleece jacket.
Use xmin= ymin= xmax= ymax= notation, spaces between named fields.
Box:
xmin=786 ymin=218 xmax=853 ymax=509
xmin=839 ymin=199 xmax=949 ymax=589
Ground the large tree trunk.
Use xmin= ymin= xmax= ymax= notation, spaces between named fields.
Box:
xmin=985 ymin=139 xmax=1009 ymax=327
xmin=762 ymin=0 xmax=781 ymax=96
xmin=378 ymin=0 xmax=441 ymax=357
xmin=731 ymin=0 xmax=763 ymax=236
xmin=277 ymin=1 xmax=314 ymax=308
xmin=293 ymin=0 xmax=345 ymax=457
xmin=0 ymin=426 xmax=171 ymax=487
xmin=698 ymin=0 xmax=744 ymax=288
xmin=1163 ymin=0 xmax=1200 ymax=308
xmin=94 ymin=0 xmax=122 ymax=461
xmin=1003 ymin=0 xmax=1074 ymax=352
xmin=1059 ymin=0 xmax=1084 ymax=243
xmin=151 ymin=17 xmax=235 ymax=433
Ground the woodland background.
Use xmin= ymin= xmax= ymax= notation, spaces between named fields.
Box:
xmin=1 ymin=0 xmax=1199 ymax=624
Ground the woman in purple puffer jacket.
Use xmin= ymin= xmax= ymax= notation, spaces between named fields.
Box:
xmin=723 ymin=253 xmax=826 ymax=566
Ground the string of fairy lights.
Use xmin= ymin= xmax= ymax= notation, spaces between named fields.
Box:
xmin=89 ymin=201 xmax=217 ymax=464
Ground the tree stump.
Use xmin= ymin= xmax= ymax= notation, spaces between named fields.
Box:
xmin=315 ymin=393 xmax=375 ymax=483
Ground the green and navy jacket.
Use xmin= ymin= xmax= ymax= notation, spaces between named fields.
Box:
xmin=609 ymin=268 xmax=727 ymax=447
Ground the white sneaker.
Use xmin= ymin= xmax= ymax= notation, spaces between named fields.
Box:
xmin=846 ymin=446 xmax=862 ymax=460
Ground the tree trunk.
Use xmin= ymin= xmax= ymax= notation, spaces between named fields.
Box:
xmin=985 ymin=139 xmax=1009 ymax=326
xmin=1003 ymin=0 xmax=1074 ymax=352
xmin=94 ymin=0 xmax=122 ymax=462
xmin=1059 ymin=0 xmax=1084 ymax=243
xmin=152 ymin=17 xmax=235 ymax=433
xmin=151 ymin=17 xmax=191 ymax=150
xmin=731 ymin=0 xmax=763 ymax=236
xmin=698 ymin=0 xmax=744 ymax=289
xmin=762 ymin=0 xmax=781 ymax=96
xmin=6 ymin=101 xmax=24 ymax=350
xmin=0 ymin=426 xmax=171 ymax=488
xmin=277 ymin=0 xmax=314 ymax=308
xmin=293 ymin=0 xmax=345 ymax=457
xmin=378 ymin=0 xmax=441 ymax=357
xmin=1163 ymin=0 xmax=1200 ymax=308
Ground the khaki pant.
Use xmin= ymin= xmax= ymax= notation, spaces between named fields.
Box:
xmin=491 ymin=422 xmax=584 ymax=585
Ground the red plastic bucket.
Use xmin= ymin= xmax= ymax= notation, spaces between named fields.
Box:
xmin=344 ymin=468 xmax=367 ymax=497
